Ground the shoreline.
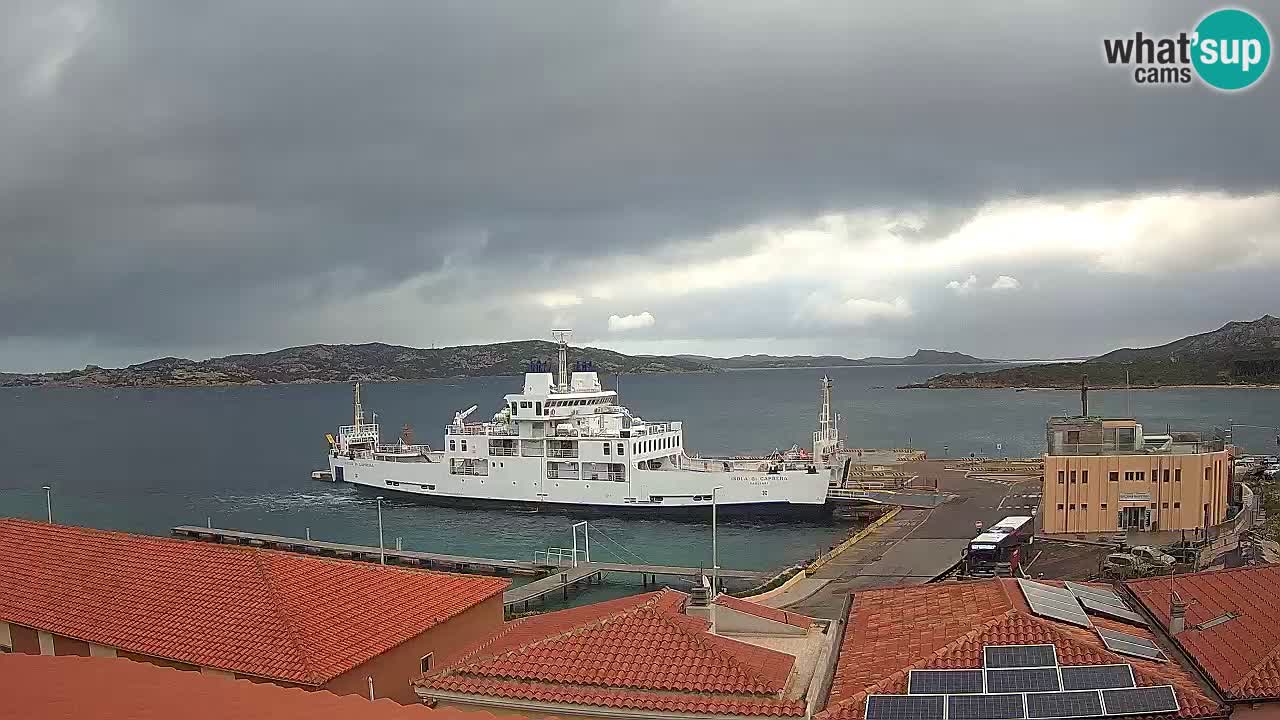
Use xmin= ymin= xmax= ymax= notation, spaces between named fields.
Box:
xmin=901 ymin=383 xmax=1280 ymax=391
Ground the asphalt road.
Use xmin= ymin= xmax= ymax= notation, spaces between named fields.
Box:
xmin=787 ymin=461 xmax=1044 ymax=618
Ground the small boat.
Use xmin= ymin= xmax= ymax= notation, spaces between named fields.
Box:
xmin=310 ymin=470 xmax=334 ymax=482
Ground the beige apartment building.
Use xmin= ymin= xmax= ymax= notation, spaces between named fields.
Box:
xmin=1041 ymin=416 xmax=1232 ymax=534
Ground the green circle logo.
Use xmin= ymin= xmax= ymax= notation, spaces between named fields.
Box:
xmin=1192 ymin=8 xmax=1271 ymax=91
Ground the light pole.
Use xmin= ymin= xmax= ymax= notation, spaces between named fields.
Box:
xmin=42 ymin=486 xmax=52 ymax=524
xmin=376 ymin=496 xmax=385 ymax=565
xmin=711 ymin=486 xmax=723 ymax=634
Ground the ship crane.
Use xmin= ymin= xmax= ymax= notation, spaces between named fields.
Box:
xmin=453 ymin=404 xmax=478 ymax=428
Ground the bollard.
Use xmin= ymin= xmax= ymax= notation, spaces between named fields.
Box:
xmin=306 ymin=527 xmax=311 ymax=541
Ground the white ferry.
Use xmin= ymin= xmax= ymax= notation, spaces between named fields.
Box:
xmin=325 ymin=335 xmax=840 ymax=518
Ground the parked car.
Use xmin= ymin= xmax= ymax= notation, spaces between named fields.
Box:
xmin=1130 ymin=545 xmax=1176 ymax=570
xmin=1100 ymin=553 xmax=1147 ymax=579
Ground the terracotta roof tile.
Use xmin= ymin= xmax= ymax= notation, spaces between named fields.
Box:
xmin=0 ymin=518 xmax=507 ymax=685
xmin=715 ymin=594 xmax=816 ymax=629
xmin=819 ymin=579 xmax=1227 ymax=720
xmin=1129 ymin=563 xmax=1280 ymax=701
xmin=418 ymin=589 xmax=805 ymax=717
xmin=0 ymin=654 xmax=490 ymax=720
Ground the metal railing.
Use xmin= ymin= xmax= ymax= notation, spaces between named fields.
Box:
xmin=534 ymin=547 xmax=586 ymax=567
xmin=548 ymin=447 xmax=579 ymax=458
xmin=1051 ymin=440 xmax=1226 ymax=456
xmin=546 ymin=469 xmax=579 ymax=480
xmin=488 ymin=446 xmax=517 ymax=456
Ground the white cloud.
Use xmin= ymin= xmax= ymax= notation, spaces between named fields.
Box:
xmin=946 ymin=274 xmax=978 ymax=294
xmin=607 ymin=311 xmax=656 ymax=332
xmin=800 ymin=295 xmax=913 ymax=329
xmin=990 ymin=275 xmax=1021 ymax=291
xmin=537 ymin=292 xmax=583 ymax=309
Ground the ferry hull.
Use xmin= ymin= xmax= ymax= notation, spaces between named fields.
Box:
xmin=349 ymin=482 xmax=834 ymax=521
xmin=329 ymin=454 xmax=832 ymax=521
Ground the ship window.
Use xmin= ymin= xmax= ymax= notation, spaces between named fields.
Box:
xmin=449 ymin=440 xmax=456 ymax=451
xmin=650 ymin=496 xmax=664 ymax=502
xmin=535 ymin=402 xmax=542 ymax=415
xmin=603 ymin=443 xmax=610 ymax=455
xmin=461 ymin=440 xmax=467 ymax=451
xmin=386 ymin=480 xmax=399 ymax=487
xmin=520 ymin=401 xmax=531 ymax=408
xmin=617 ymin=443 xmax=624 ymax=455
xmin=421 ymin=484 xmax=435 ymax=490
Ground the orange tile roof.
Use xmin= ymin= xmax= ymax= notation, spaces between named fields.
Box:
xmin=715 ymin=594 xmax=816 ymax=629
xmin=0 ymin=654 xmax=490 ymax=720
xmin=1129 ymin=563 xmax=1280 ymax=702
xmin=0 ymin=518 xmax=508 ymax=685
xmin=417 ymin=589 xmax=806 ymax=717
xmin=819 ymin=578 xmax=1227 ymax=720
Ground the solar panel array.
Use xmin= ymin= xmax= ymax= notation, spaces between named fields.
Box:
xmin=868 ymin=686 xmax=1178 ymax=720
xmin=1096 ymin=627 xmax=1169 ymax=662
xmin=1064 ymin=582 xmax=1149 ymax=627
xmin=1017 ymin=579 xmax=1092 ymax=628
xmin=867 ymin=644 xmax=1173 ymax=720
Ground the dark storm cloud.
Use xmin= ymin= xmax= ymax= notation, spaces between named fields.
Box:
xmin=1 ymin=0 xmax=1278 ymax=366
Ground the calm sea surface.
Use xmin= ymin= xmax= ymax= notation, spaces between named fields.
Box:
xmin=3 ymin=365 xmax=1277 ymax=600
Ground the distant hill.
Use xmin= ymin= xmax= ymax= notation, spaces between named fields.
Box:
xmin=904 ymin=315 xmax=1280 ymax=389
xmin=0 ymin=341 xmax=716 ymax=388
xmin=679 ymin=349 xmax=992 ymax=369
xmin=1 ymin=340 xmax=998 ymax=389
xmin=677 ymin=354 xmax=870 ymax=369
xmin=859 ymin=349 xmax=993 ymax=366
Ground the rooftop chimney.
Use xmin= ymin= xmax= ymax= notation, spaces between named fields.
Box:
xmin=1169 ymin=595 xmax=1186 ymax=635
xmin=1080 ymin=375 xmax=1089 ymax=416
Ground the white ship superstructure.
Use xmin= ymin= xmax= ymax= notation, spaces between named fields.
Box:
xmin=327 ymin=336 xmax=834 ymax=516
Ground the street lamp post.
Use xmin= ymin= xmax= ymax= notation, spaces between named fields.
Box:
xmin=42 ymin=486 xmax=52 ymax=524
xmin=711 ymin=485 xmax=724 ymax=633
xmin=376 ymin=496 xmax=385 ymax=565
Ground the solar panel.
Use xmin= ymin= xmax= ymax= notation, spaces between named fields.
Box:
xmin=865 ymin=694 xmax=945 ymax=720
xmin=1077 ymin=596 xmax=1148 ymax=626
xmin=908 ymin=669 xmax=986 ymax=694
xmin=984 ymin=644 xmax=1058 ymax=669
xmin=1097 ymin=628 xmax=1168 ymax=662
xmin=1059 ymin=664 xmax=1136 ymax=691
xmin=986 ymin=668 xmax=1061 ymax=693
xmin=1018 ymin=580 xmax=1093 ymax=629
xmin=947 ymin=693 xmax=1026 ymax=720
xmin=1064 ymin=582 xmax=1126 ymax=608
xmin=1101 ymin=686 xmax=1180 ymax=715
xmin=1024 ymin=690 xmax=1105 ymax=719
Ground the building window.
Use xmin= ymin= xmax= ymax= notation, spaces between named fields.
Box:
xmin=535 ymin=402 xmax=542 ymax=415
xmin=1069 ymin=504 xmax=1076 ymax=511
xmin=1162 ymin=503 xmax=1169 ymax=509
xmin=1057 ymin=504 xmax=1064 ymax=510
xmin=1070 ymin=470 xmax=1076 ymax=484
xmin=1109 ymin=471 xmax=1119 ymax=482
xmin=1081 ymin=470 xmax=1088 ymax=484
xmin=420 ymin=653 xmax=434 ymax=673
xmin=1175 ymin=469 xmax=1182 ymax=482
xmin=1058 ymin=471 xmax=1065 ymax=484
xmin=1124 ymin=471 xmax=1134 ymax=482
xmin=1136 ymin=471 xmax=1145 ymax=482
xmin=1101 ymin=503 xmax=1108 ymax=510
xmin=1152 ymin=470 xmax=1159 ymax=482
xmin=1174 ymin=502 xmax=1181 ymax=509
xmin=1150 ymin=503 xmax=1158 ymax=509
xmin=1081 ymin=504 xmax=1088 ymax=511
xmin=1205 ymin=467 xmax=1211 ymax=482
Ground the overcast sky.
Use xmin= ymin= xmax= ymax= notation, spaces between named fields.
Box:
xmin=2 ymin=1 xmax=1278 ymax=371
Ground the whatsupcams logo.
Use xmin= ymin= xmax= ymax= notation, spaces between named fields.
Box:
xmin=1103 ymin=8 xmax=1271 ymax=90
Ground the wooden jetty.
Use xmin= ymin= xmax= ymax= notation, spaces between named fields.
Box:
xmin=172 ymin=525 xmax=770 ymax=613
